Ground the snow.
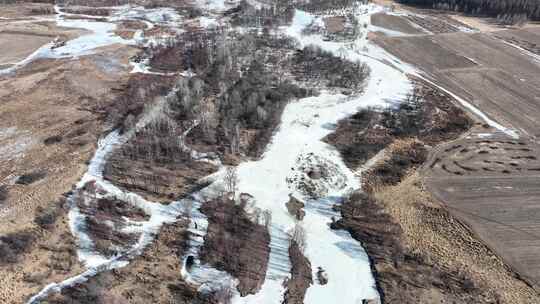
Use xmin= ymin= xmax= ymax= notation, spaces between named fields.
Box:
xmin=129 ymin=58 xmax=177 ymax=76
xmin=180 ymin=197 xmax=238 ymax=293
xmin=231 ymin=5 xmax=412 ymax=303
xmin=199 ymin=16 xmax=220 ymax=28
xmin=197 ymin=0 xmax=231 ymax=12
xmin=477 ymin=133 xmax=494 ymax=138
xmin=498 ymin=38 xmax=540 ymax=65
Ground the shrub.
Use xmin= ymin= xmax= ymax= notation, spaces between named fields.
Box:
xmin=44 ymin=135 xmax=63 ymax=145
xmin=0 ymin=231 xmax=34 ymax=264
xmin=34 ymin=201 xmax=63 ymax=230
xmin=0 ymin=185 xmax=7 ymax=204
xmin=16 ymin=171 xmax=47 ymax=185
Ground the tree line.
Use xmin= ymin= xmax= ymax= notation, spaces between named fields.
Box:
xmin=397 ymin=0 xmax=540 ymax=23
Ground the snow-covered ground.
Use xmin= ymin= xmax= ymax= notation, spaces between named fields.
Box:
xmin=230 ymin=5 xmax=412 ymax=304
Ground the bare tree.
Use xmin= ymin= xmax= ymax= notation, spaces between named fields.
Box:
xmin=214 ymin=283 xmax=234 ymax=304
xmin=291 ymin=224 xmax=307 ymax=253
xmin=262 ymin=209 xmax=272 ymax=229
xmin=183 ymin=199 xmax=193 ymax=219
xmin=224 ymin=167 xmax=238 ymax=195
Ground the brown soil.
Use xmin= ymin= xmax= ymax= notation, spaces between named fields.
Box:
xmin=374 ymin=27 xmax=540 ymax=137
xmin=371 ymin=12 xmax=424 ymax=34
xmin=0 ymin=198 xmax=83 ymax=304
xmin=0 ymin=21 xmax=86 ymax=68
xmin=200 ymin=196 xmax=271 ymax=296
xmin=424 ymin=131 xmax=540 ymax=289
xmin=63 ymin=7 xmax=113 ymax=17
xmin=324 ymin=16 xmax=346 ymax=34
xmin=282 ymin=240 xmax=312 ymax=304
xmin=285 ymin=195 xmax=305 ymax=221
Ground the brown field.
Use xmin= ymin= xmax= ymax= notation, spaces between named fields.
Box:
xmin=0 ymin=40 xmax=139 ymax=304
xmin=371 ymin=12 xmax=424 ymax=35
xmin=0 ymin=20 xmax=86 ymax=69
xmin=374 ymin=27 xmax=540 ymax=137
xmin=373 ymin=11 xmax=540 ymax=291
xmin=424 ymin=130 xmax=540 ymax=289
xmin=0 ymin=33 xmax=51 ymax=66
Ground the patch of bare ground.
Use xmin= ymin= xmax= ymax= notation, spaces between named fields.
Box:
xmin=0 ymin=197 xmax=84 ymax=304
xmin=115 ymin=20 xmax=147 ymax=40
xmin=405 ymin=13 xmax=473 ymax=33
xmin=371 ymin=12 xmax=425 ymax=34
xmin=40 ymin=218 xmax=221 ymax=304
xmin=56 ymin=0 xmax=196 ymax=11
xmin=494 ymin=29 xmax=540 ymax=56
xmin=423 ymin=132 xmax=540 ymax=289
xmin=282 ymin=226 xmax=312 ymax=304
xmin=0 ymin=41 xmax=139 ymax=303
xmin=449 ymin=14 xmax=506 ymax=32
xmin=62 ymin=6 xmax=113 ymax=17
xmin=285 ymin=195 xmax=305 ymax=221
xmin=200 ymin=195 xmax=271 ymax=296
xmin=370 ymin=3 xmax=476 ymax=34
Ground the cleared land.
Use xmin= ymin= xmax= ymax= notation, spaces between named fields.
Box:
xmin=374 ymin=27 xmax=540 ymax=137
xmin=424 ymin=131 xmax=540 ymax=289
xmin=373 ymin=11 xmax=540 ymax=291
xmin=0 ymin=33 xmax=51 ymax=67
xmin=371 ymin=12 xmax=425 ymax=34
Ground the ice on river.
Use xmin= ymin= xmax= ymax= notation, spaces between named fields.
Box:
xmin=231 ymin=6 xmax=412 ymax=304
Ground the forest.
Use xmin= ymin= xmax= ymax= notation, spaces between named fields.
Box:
xmin=397 ymin=0 xmax=540 ymax=23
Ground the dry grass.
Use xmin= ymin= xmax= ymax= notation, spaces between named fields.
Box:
xmin=373 ymin=173 xmax=539 ymax=303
